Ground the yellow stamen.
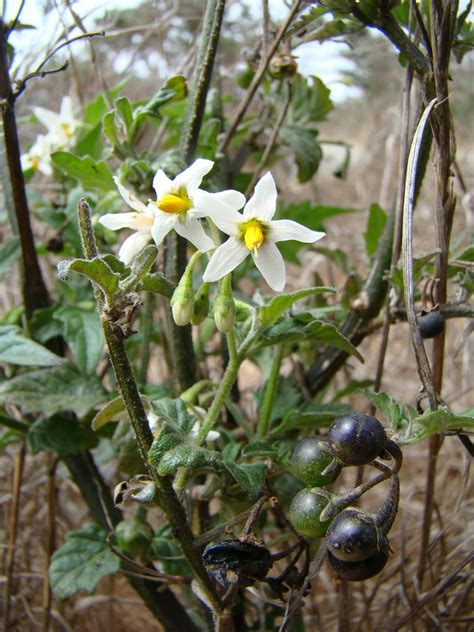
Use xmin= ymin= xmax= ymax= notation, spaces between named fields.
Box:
xmin=31 ymin=156 xmax=40 ymax=171
xmin=244 ymin=224 xmax=264 ymax=255
xmin=61 ymin=123 xmax=72 ymax=139
xmin=156 ymin=194 xmax=189 ymax=214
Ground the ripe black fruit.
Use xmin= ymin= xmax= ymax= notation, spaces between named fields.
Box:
xmin=418 ymin=311 xmax=444 ymax=339
xmin=291 ymin=437 xmax=342 ymax=487
xmin=326 ymin=509 xmax=379 ymax=562
xmin=328 ymin=413 xmax=387 ymax=466
xmin=327 ymin=548 xmax=389 ymax=581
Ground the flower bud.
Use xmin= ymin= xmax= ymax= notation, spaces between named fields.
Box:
xmin=171 ymin=272 xmax=194 ymax=326
xmin=191 ymin=282 xmax=210 ymax=325
xmin=213 ymin=276 xmax=235 ymax=333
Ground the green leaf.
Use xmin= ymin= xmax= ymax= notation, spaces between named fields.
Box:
xmin=279 ymin=125 xmax=322 ymax=182
xmin=103 ymin=110 xmax=121 ymax=148
xmin=91 ymin=396 xmax=126 ymax=430
xmin=0 ymin=429 xmax=22 ymax=451
xmin=363 ymin=203 xmax=387 ymax=258
xmin=148 ymin=427 xmax=184 ymax=469
xmin=0 ymin=364 xmax=105 ymax=416
xmin=27 ymin=414 xmax=99 ymax=456
xmin=287 ymin=74 xmax=334 ymax=124
xmin=136 ymin=76 xmax=187 ymax=119
xmin=151 ymin=398 xmax=194 ymax=433
xmin=0 ymin=237 xmax=21 ymax=280
xmin=57 ymin=257 xmax=121 ymax=304
xmin=157 ymin=444 xmax=221 ymax=476
xmin=259 ymin=287 xmax=335 ymax=326
xmin=150 ymin=525 xmax=190 ymax=575
xmin=49 ymin=524 xmax=120 ymax=599
xmin=241 ymin=441 xmax=280 ymax=458
xmin=359 ymin=388 xmax=406 ymax=430
xmin=223 ymin=461 xmax=266 ymax=499
xmin=115 ymin=97 xmax=134 ymax=130
xmin=136 ymin=272 xmax=174 ymax=298
xmin=256 ymin=318 xmax=364 ymax=362
xmin=51 ymin=152 xmax=115 ymax=192
xmin=54 ymin=307 xmax=104 ymax=374
xmin=271 ymin=403 xmax=351 ymax=435
xmin=401 ymin=408 xmax=474 ymax=444
xmin=0 ymin=325 xmax=64 ymax=367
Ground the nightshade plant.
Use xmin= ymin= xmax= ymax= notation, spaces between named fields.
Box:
xmin=1 ymin=1 xmax=473 ymax=631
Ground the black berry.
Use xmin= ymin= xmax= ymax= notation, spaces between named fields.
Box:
xmin=328 ymin=413 xmax=387 ymax=466
xmin=418 ymin=312 xmax=444 ymax=339
xmin=326 ymin=509 xmax=379 ymax=562
xmin=327 ymin=547 xmax=389 ymax=581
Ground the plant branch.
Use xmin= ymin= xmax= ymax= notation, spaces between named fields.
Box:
xmin=0 ymin=19 xmax=50 ymax=318
xmin=77 ymin=200 xmax=224 ymax=617
xmin=256 ymin=344 xmax=284 ymax=439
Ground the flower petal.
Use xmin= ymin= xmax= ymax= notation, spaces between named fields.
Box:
xmin=190 ymin=422 xmax=220 ymax=442
xmin=59 ymin=96 xmax=73 ymax=119
xmin=152 ymin=169 xmax=174 ymax=198
xmin=203 ymin=237 xmax=248 ymax=282
xmin=33 ymin=106 xmax=60 ymax=132
xmin=99 ymin=212 xmax=143 ymax=231
xmin=114 ymin=177 xmax=149 ymax=213
xmin=151 ymin=212 xmax=177 ymax=247
xmin=174 ymin=217 xmax=215 ymax=252
xmin=269 ymin=220 xmax=325 ymax=244
xmin=243 ymin=171 xmax=277 ymax=221
xmin=174 ymin=158 xmax=214 ymax=194
xmin=193 ymin=190 xmax=242 ymax=235
xmin=212 ymin=189 xmax=246 ymax=210
xmin=118 ymin=231 xmax=151 ymax=265
xmin=252 ymin=242 xmax=286 ymax=291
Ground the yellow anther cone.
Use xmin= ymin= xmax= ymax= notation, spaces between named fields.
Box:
xmin=157 ymin=194 xmax=189 ymax=214
xmin=244 ymin=224 xmax=264 ymax=252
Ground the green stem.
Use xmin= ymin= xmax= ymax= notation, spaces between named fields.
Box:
xmin=256 ymin=344 xmax=284 ymax=439
xmin=180 ymin=0 xmax=226 ymax=162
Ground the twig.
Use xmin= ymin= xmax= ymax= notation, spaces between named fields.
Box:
xmin=3 ymin=443 xmax=26 ymax=631
xmin=13 ymin=31 xmax=105 ymax=99
xmin=6 ymin=0 xmax=25 ymax=38
xmin=390 ymin=553 xmax=473 ymax=631
xmin=244 ymin=80 xmax=292 ymax=197
xmin=218 ymin=0 xmax=302 ymax=155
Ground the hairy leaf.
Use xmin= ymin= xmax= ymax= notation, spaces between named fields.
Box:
xmin=0 ymin=237 xmax=21 ymax=280
xmin=259 ymin=287 xmax=335 ymax=326
xmin=0 ymin=364 xmax=105 ymax=416
xmin=0 ymin=325 xmax=64 ymax=367
xmin=54 ymin=307 xmax=103 ymax=374
xmin=28 ymin=414 xmax=99 ymax=455
xmin=51 ymin=152 xmax=115 ymax=192
xmin=49 ymin=524 xmax=119 ymax=599
xmin=364 ymin=203 xmax=387 ymax=258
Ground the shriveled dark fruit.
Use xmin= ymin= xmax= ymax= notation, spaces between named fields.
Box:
xmin=289 ymin=488 xmax=332 ymax=538
xmin=328 ymin=413 xmax=387 ymax=466
xmin=327 ymin=547 xmax=389 ymax=581
xmin=418 ymin=311 xmax=444 ymax=339
xmin=326 ymin=509 xmax=380 ymax=562
xmin=291 ymin=436 xmax=342 ymax=487
xmin=269 ymin=53 xmax=298 ymax=79
xmin=202 ymin=539 xmax=272 ymax=587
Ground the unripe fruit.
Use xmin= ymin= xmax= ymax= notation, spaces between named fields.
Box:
xmin=328 ymin=413 xmax=387 ymax=466
xmin=327 ymin=548 xmax=389 ymax=581
xmin=326 ymin=509 xmax=379 ymax=562
xmin=269 ymin=54 xmax=298 ymax=79
xmin=418 ymin=311 xmax=444 ymax=339
xmin=291 ymin=437 xmax=342 ymax=487
xmin=289 ymin=489 xmax=332 ymax=538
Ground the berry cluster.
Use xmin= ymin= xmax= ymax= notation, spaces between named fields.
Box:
xmin=289 ymin=413 xmax=402 ymax=582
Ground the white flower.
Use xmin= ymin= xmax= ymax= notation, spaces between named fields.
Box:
xmin=99 ymin=177 xmax=156 ymax=265
xmin=202 ymin=172 xmax=325 ymax=291
xmin=33 ymin=96 xmax=79 ymax=146
xmin=99 ymin=159 xmax=246 ymax=265
xmin=147 ymin=408 xmax=220 ymax=442
xmin=21 ymin=134 xmax=54 ymax=175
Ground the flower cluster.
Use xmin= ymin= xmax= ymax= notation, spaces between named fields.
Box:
xmin=100 ymin=159 xmax=325 ymax=292
xmin=21 ymin=97 xmax=80 ymax=175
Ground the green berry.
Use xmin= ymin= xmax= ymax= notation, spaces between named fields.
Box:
xmin=291 ymin=437 xmax=342 ymax=487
